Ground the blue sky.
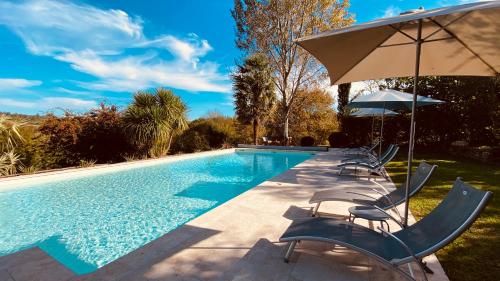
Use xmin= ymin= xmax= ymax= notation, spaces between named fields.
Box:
xmin=0 ymin=0 xmax=475 ymax=119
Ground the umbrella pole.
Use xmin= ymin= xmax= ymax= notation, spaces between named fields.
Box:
xmin=403 ymin=19 xmax=423 ymax=227
xmin=371 ymin=115 xmax=375 ymax=144
xmin=379 ymin=106 xmax=385 ymax=160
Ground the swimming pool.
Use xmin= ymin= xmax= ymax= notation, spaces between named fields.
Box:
xmin=0 ymin=149 xmax=312 ymax=274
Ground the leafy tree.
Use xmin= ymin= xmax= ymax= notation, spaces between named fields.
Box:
xmin=232 ymin=53 xmax=276 ymax=144
xmin=337 ymin=83 xmax=351 ymax=131
xmin=38 ymin=112 xmax=83 ymax=167
xmin=288 ymin=88 xmax=338 ymax=144
xmin=124 ymin=88 xmax=188 ymax=157
xmin=232 ymin=0 xmax=353 ymax=143
xmin=383 ymin=76 xmax=500 ymax=147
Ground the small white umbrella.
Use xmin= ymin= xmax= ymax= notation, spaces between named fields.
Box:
xmin=349 ymin=89 xmax=444 ymax=158
xmin=296 ymin=1 xmax=500 ymax=225
xmin=350 ymin=108 xmax=398 ymax=146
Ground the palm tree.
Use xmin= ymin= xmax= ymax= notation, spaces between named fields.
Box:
xmin=0 ymin=151 xmax=23 ymax=176
xmin=232 ymin=53 xmax=276 ymax=145
xmin=0 ymin=115 xmax=25 ymax=175
xmin=123 ymin=88 xmax=188 ymax=157
xmin=0 ymin=115 xmax=24 ymax=153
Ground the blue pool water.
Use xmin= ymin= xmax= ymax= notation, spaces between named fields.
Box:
xmin=0 ymin=150 xmax=311 ymax=274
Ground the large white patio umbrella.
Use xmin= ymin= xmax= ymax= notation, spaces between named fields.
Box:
xmin=349 ymin=89 xmax=444 ymax=157
xmin=351 ymin=107 xmax=398 ymax=147
xmin=296 ymin=1 xmax=500 ymax=225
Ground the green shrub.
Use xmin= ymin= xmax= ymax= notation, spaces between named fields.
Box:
xmin=79 ymin=159 xmax=97 ymax=167
xmin=328 ymin=132 xmax=349 ymax=148
xmin=173 ymin=130 xmax=210 ymax=153
xmin=300 ymin=136 xmax=315 ymax=146
xmin=172 ymin=114 xmax=238 ymax=153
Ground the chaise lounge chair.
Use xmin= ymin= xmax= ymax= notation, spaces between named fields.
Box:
xmin=343 ymin=138 xmax=381 ymax=157
xmin=310 ymin=161 xmax=437 ymax=217
xmin=338 ymin=145 xmax=399 ymax=179
xmin=341 ymin=144 xmax=395 ymax=163
xmin=279 ymin=178 xmax=492 ymax=281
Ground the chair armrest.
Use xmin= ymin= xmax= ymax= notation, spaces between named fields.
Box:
xmin=378 ymin=227 xmax=429 ymax=281
xmin=369 ymin=188 xmax=403 ymax=222
xmin=371 ymin=205 xmax=404 ymax=228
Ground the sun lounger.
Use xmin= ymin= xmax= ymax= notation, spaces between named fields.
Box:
xmin=310 ymin=161 xmax=437 ymax=217
xmin=279 ymin=178 xmax=492 ymax=281
xmin=343 ymin=138 xmax=380 ymax=156
xmin=341 ymin=144 xmax=394 ymax=163
xmin=338 ymin=145 xmax=399 ymax=179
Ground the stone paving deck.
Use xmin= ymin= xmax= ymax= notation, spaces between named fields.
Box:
xmin=0 ymin=149 xmax=449 ymax=281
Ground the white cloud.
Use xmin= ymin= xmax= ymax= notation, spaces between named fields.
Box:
xmin=0 ymin=96 xmax=96 ymax=112
xmin=41 ymin=97 xmax=97 ymax=110
xmin=143 ymin=34 xmax=213 ymax=68
xmin=55 ymin=87 xmax=96 ymax=96
xmin=0 ymin=78 xmax=42 ymax=91
xmin=0 ymin=0 xmax=230 ymax=93
xmin=459 ymin=0 xmax=481 ymax=3
xmin=0 ymin=98 xmax=36 ymax=108
xmin=55 ymin=51 xmax=230 ymax=93
xmin=0 ymin=0 xmax=142 ymax=56
xmin=382 ymin=6 xmax=401 ymax=18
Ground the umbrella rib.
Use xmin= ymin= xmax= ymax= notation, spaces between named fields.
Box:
xmin=380 ymin=36 xmax=455 ymax=48
xmin=388 ymin=24 xmax=417 ymax=42
xmin=429 ymin=18 xmax=498 ymax=74
xmin=380 ymin=42 xmax=417 ymax=48
xmin=422 ymin=12 xmax=470 ymax=41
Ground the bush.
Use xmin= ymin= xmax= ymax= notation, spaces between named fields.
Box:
xmin=172 ymin=115 xmax=237 ymax=153
xmin=300 ymin=136 xmax=315 ymax=146
xmin=328 ymin=132 xmax=349 ymax=148
xmin=173 ymin=130 xmax=210 ymax=153
xmin=38 ymin=104 xmax=132 ymax=168
xmin=38 ymin=112 xmax=83 ymax=167
xmin=77 ymin=104 xmax=131 ymax=163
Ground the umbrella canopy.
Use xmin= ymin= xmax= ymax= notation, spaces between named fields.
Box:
xmin=349 ymin=89 xmax=444 ymax=110
xmin=350 ymin=107 xmax=398 ymax=117
xmin=348 ymin=89 xmax=443 ymax=158
xmin=296 ymin=1 xmax=500 ymax=85
xmin=296 ymin=1 xmax=500 ymax=226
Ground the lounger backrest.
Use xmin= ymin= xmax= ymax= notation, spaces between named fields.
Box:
xmin=375 ymin=145 xmax=398 ymax=167
xmin=377 ymin=144 xmax=394 ymax=160
xmin=374 ymin=161 xmax=437 ymax=209
xmin=371 ymin=144 xmax=394 ymax=163
xmin=394 ymin=178 xmax=492 ymax=261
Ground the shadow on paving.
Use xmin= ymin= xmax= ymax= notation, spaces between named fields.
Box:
xmin=70 ymin=225 xmax=221 ymax=281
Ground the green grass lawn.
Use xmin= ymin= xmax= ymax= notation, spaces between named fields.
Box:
xmin=385 ymin=151 xmax=499 ymax=281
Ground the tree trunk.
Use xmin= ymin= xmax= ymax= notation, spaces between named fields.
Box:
xmin=166 ymin=133 xmax=174 ymax=154
xmin=283 ymin=117 xmax=289 ymax=145
xmin=253 ymin=119 xmax=258 ymax=145
xmin=337 ymin=83 xmax=352 ymax=131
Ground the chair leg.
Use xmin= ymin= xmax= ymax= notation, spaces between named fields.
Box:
xmin=284 ymin=241 xmax=297 ymax=263
xmin=420 ymin=260 xmax=434 ymax=274
xmin=312 ymin=202 xmax=321 ymax=217
xmin=384 ymin=220 xmax=390 ymax=232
